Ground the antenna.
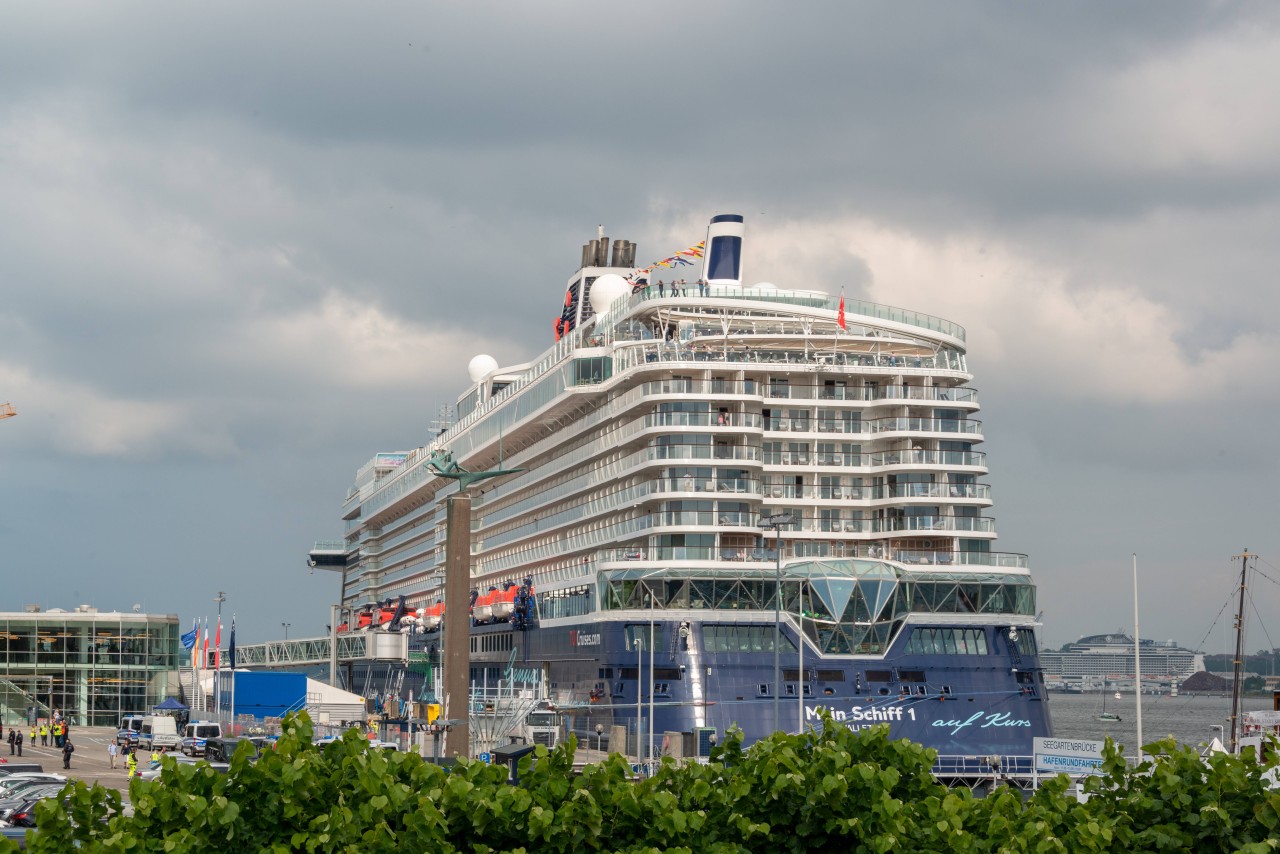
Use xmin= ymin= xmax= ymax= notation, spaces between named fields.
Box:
xmin=430 ymin=404 xmax=455 ymax=437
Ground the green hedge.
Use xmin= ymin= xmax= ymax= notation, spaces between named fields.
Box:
xmin=9 ymin=712 xmax=1280 ymax=853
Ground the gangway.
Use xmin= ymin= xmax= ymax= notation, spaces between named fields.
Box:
xmin=229 ymin=630 xmax=408 ymax=668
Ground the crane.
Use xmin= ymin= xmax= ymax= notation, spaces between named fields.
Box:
xmin=0 ymin=402 xmax=14 ymax=421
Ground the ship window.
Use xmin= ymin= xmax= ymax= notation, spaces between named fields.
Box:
xmin=654 ymin=667 xmax=682 ymax=681
xmin=653 ymin=683 xmax=670 ymax=696
xmin=905 ymin=628 xmax=989 ymax=656
xmin=816 ymin=670 xmax=845 ymax=682
xmin=899 ymin=670 xmax=926 ymax=682
xmin=758 ymin=684 xmax=771 ymax=696
xmin=865 ymin=670 xmax=893 ymax=682
xmin=573 ymin=357 xmax=612 ymax=386
xmin=1015 ymin=628 xmax=1038 ymax=657
xmin=703 ymin=625 xmax=795 ymax=654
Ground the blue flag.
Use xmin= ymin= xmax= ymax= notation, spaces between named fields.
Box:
xmin=180 ymin=620 xmax=198 ymax=650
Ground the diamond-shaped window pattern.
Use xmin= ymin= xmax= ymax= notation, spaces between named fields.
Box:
xmin=602 ymin=560 xmax=1033 ymax=657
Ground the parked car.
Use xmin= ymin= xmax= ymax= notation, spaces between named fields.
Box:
xmin=116 ymin=715 xmax=146 ymax=747
xmin=1 ymin=795 xmax=48 ymax=829
xmin=0 ymin=784 xmax=64 ymax=821
xmin=180 ymin=721 xmax=222 ymax=757
xmin=0 ymin=776 xmax=65 ymax=800
xmin=137 ymin=715 xmax=181 ymax=751
xmin=204 ymin=736 xmax=267 ymax=763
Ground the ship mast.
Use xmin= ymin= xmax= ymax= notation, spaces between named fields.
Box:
xmin=1229 ymin=548 xmax=1255 ymax=753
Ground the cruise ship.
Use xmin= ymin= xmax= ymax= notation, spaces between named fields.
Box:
xmin=1040 ymin=633 xmax=1204 ymax=687
xmin=326 ymin=214 xmax=1052 ymax=763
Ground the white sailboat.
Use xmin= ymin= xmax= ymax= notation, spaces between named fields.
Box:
xmin=1097 ymin=683 xmax=1121 ymax=722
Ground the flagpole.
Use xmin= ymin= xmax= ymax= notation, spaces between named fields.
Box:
xmin=230 ymin=615 xmax=236 ymax=730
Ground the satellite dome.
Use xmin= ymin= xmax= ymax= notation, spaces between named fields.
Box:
xmin=589 ymin=273 xmax=630 ymax=314
xmin=468 ymin=354 xmax=499 ymax=383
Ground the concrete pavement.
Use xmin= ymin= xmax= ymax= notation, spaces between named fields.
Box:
xmin=3 ymin=726 xmax=134 ymax=794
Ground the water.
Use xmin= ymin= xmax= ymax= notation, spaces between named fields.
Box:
xmin=1047 ymin=691 xmax=1272 ymax=750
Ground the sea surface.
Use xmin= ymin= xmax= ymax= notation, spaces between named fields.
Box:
xmin=1047 ymin=691 xmax=1272 ymax=750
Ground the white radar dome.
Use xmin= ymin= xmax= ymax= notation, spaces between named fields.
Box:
xmin=589 ymin=274 xmax=630 ymax=314
xmin=468 ymin=354 xmax=499 ymax=383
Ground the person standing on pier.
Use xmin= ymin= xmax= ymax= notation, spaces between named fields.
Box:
xmin=6 ymin=729 xmax=13 ymax=755
xmin=62 ymin=738 xmax=73 ymax=770
xmin=107 ymin=740 xmax=118 ymax=769
xmin=13 ymin=729 xmax=21 ymax=757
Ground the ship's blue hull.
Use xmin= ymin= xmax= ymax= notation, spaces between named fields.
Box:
xmin=454 ymin=617 xmax=1053 ymax=758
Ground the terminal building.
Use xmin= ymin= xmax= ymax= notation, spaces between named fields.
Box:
xmin=1040 ymin=632 xmax=1204 ymax=684
xmin=0 ymin=605 xmax=181 ymax=727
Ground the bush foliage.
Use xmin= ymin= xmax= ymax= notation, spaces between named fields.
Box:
xmin=7 ymin=712 xmax=1280 ymax=853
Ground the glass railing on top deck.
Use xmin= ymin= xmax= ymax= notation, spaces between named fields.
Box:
xmin=615 ymin=285 xmax=967 ymax=342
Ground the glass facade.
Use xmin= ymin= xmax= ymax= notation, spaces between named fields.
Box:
xmin=0 ymin=611 xmax=180 ymax=727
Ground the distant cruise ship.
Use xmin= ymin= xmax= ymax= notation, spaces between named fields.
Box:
xmin=328 ymin=214 xmax=1052 ymax=763
xmin=1040 ymin=633 xmax=1204 ymax=684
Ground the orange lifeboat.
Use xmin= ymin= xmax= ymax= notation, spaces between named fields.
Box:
xmin=491 ymin=586 xmax=518 ymax=621
xmin=423 ymin=602 xmax=444 ymax=631
xmin=473 ymin=589 xmax=495 ymax=622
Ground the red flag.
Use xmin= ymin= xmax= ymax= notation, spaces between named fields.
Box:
xmin=838 ymin=293 xmax=847 ymax=330
xmin=202 ymin=618 xmax=209 ymax=668
xmin=214 ymin=618 xmax=222 ymax=669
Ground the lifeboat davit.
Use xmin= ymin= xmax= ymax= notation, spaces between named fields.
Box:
xmin=491 ymin=586 xmax=518 ymax=621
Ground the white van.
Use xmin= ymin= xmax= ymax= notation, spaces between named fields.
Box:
xmin=181 ymin=721 xmax=222 ymax=757
xmin=137 ymin=715 xmax=181 ymax=750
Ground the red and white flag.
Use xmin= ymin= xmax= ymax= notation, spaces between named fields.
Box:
xmin=202 ymin=618 xmax=210 ymax=670
xmin=214 ymin=618 xmax=222 ymax=670
xmin=837 ymin=292 xmax=847 ymax=330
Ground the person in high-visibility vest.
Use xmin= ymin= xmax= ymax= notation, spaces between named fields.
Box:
xmin=150 ymin=748 xmax=160 ymax=764
xmin=127 ymin=748 xmax=138 ymax=779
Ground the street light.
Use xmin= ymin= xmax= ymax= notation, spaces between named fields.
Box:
xmin=282 ymin=622 xmax=291 ymax=641
xmin=595 ymin=723 xmax=604 ymax=754
xmin=759 ymin=512 xmax=796 ymax=735
xmin=214 ymin=591 xmax=226 ymax=718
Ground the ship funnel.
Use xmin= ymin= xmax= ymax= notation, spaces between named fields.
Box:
xmin=595 ymin=235 xmax=610 ymax=266
xmin=610 ymin=239 xmax=627 ymax=266
xmin=581 ymin=243 xmax=593 ymax=268
xmin=702 ymin=214 xmax=744 ymax=286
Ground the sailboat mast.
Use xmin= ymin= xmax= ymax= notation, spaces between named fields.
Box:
xmin=1229 ymin=548 xmax=1255 ymax=753
xmin=1133 ymin=554 xmax=1143 ymax=758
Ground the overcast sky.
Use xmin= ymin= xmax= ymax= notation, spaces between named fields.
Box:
xmin=2 ymin=2 xmax=1279 ymax=653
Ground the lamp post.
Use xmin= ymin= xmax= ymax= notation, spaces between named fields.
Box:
xmin=282 ymin=622 xmax=291 ymax=641
xmin=214 ymin=591 xmax=226 ymax=718
xmin=759 ymin=513 xmax=796 ymax=734
xmin=595 ymin=723 xmax=604 ymax=754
